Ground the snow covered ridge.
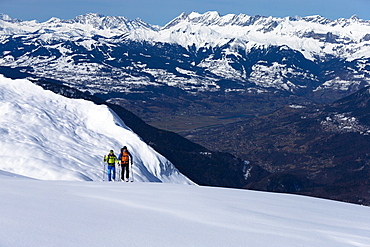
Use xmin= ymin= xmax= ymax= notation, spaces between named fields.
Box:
xmin=0 ymin=13 xmax=158 ymax=37
xmin=151 ymin=12 xmax=370 ymax=61
xmin=0 ymin=75 xmax=193 ymax=183
xmin=1 ymin=11 xmax=370 ymax=60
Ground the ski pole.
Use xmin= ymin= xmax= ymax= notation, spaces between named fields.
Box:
xmin=117 ymin=164 xmax=121 ymax=182
xmin=131 ymin=162 xmax=134 ymax=182
xmin=103 ymin=162 xmax=106 ymax=181
xmin=114 ymin=165 xmax=117 ymax=182
xmin=113 ymin=165 xmax=115 ymax=182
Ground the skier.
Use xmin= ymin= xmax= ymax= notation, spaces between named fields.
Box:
xmin=118 ymin=146 xmax=133 ymax=182
xmin=103 ymin=150 xmax=118 ymax=181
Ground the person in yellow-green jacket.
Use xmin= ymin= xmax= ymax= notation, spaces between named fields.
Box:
xmin=104 ymin=150 xmax=118 ymax=181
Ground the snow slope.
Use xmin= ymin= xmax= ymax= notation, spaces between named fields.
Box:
xmin=0 ymin=75 xmax=192 ymax=184
xmin=0 ymin=174 xmax=369 ymax=247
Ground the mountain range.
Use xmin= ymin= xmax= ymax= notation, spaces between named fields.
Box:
xmin=1 ymin=11 xmax=370 ymax=94
xmin=1 ymin=11 xmax=370 ymax=131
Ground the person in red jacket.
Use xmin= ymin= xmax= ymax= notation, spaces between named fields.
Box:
xmin=118 ymin=146 xmax=133 ymax=182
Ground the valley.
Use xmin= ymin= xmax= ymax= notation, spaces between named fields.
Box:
xmin=108 ymin=90 xmax=303 ymax=133
xmin=180 ymin=88 xmax=370 ymax=205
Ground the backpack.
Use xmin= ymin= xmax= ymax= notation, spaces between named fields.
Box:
xmin=121 ymin=151 xmax=130 ymax=165
xmin=105 ymin=153 xmax=117 ymax=164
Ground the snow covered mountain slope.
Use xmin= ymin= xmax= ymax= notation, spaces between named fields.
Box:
xmin=1 ymin=12 xmax=369 ymax=60
xmin=1 ymin=176 xmax=369 ymax=247
xmin=0 ymin=11 xmax=369 ymax=97
xmin=0 ymin=75 xmax=192 ymax=183
xmin=0 ymin=13 xmax=158 ymax=38
xmin=158 ymin=12 xmax=370 ymax=61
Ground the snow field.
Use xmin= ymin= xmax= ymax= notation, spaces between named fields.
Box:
xmin=0 ymin=175 xmax=369 ymax=247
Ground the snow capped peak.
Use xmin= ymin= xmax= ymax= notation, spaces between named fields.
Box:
xmin=162 ymin=12 xmax=189 ymax=29
xmin=162 ymin=11 xmax=370 ymax=31
xmin=62 ymin=13 xmax=156 ymax=31
xmin=74 ymin=12 xmax=106 ymax=22
xmin=0 ymin=13 xmax=13 ymax=21
xmin=350 ymin=14 xmax=360 ymax=21
xmin=45 ymin=17 xmax=62 ymax=23
xmin=0 ymin=13 xmax=24 ymax=25
xmin=165 ymin=11 xmax=370 ymax=30
xmin=165 ymin=11 xmax=260 ymax=27
xmin=157 ymin=11 xmax=370 ymax=60
xmin=188 ymin=11 xmax=221 ymax=23
xmin=187 ymin=11 xmax=202 ymax=19
xmin=164 ymin=12 xmax=224 ymax=30
xmin=301 ymin=15 xmax=332 ymax=24
xmin=66 ymin=13 xmax=104 ymax=26
xmin=0 ymin=12 xmax=158 ymax=39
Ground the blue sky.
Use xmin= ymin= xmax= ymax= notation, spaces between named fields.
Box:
xmin=1 ymin=0 xmax=369 ymax=25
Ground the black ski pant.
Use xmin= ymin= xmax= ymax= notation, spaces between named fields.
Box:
xmin=121 ymin=163 xmax=130 ymax=180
